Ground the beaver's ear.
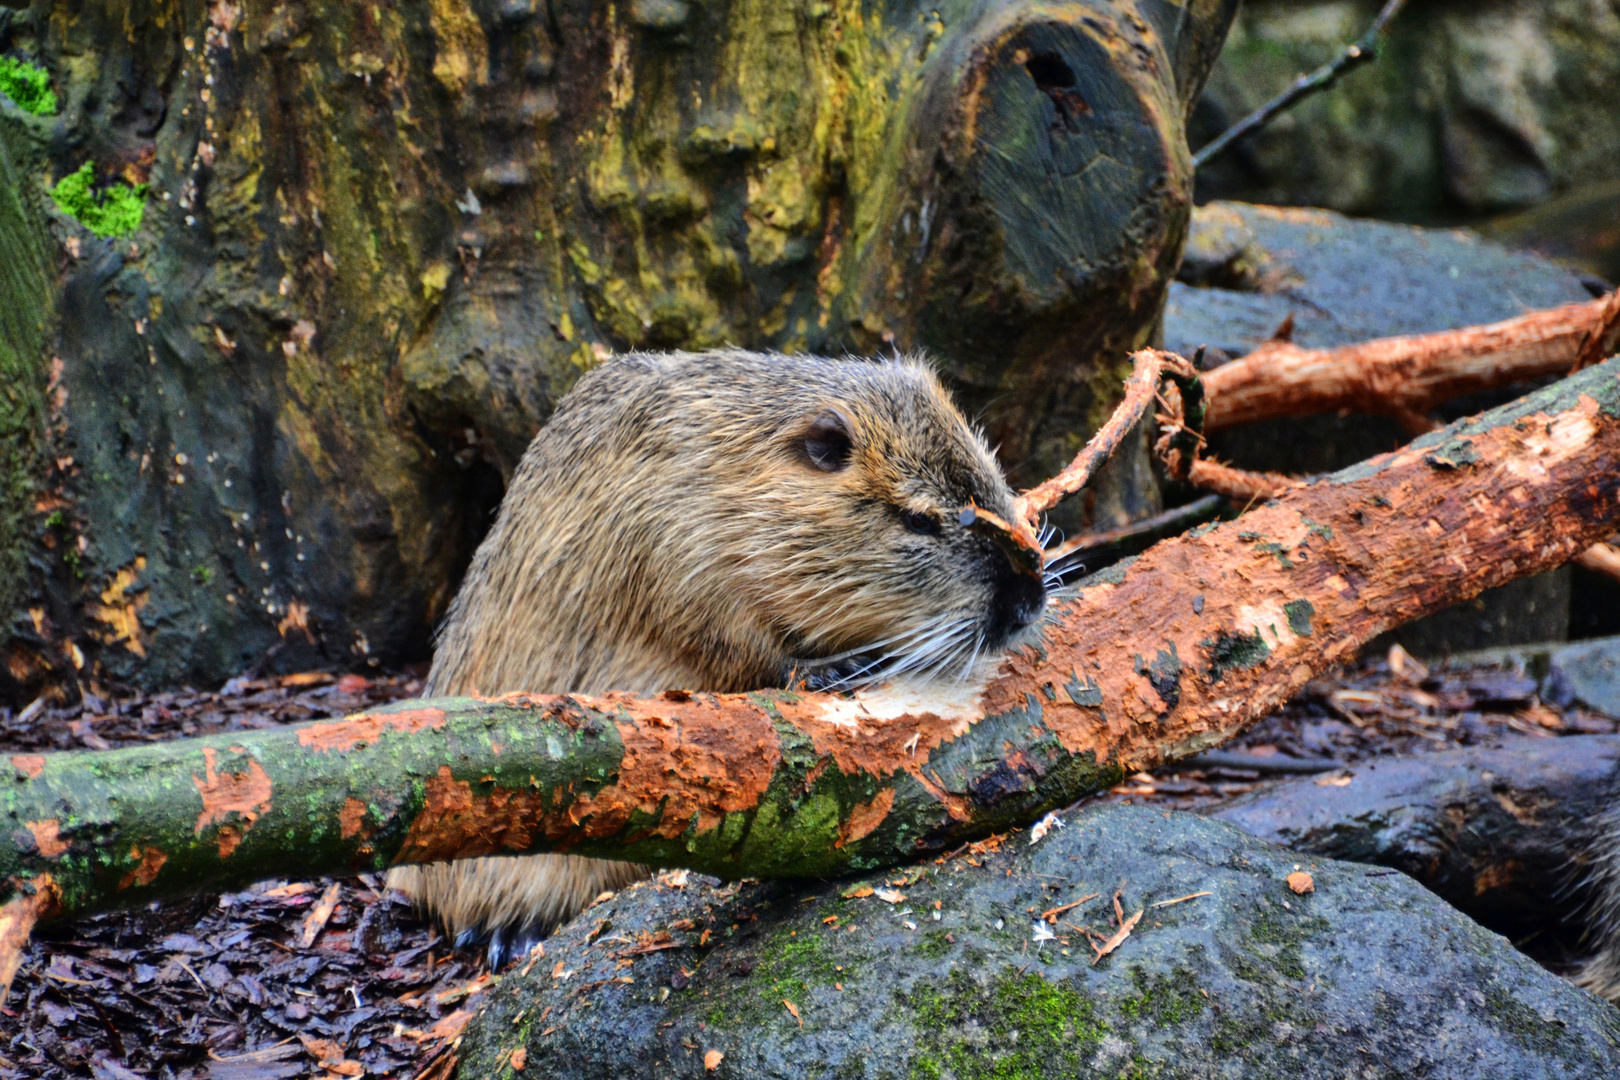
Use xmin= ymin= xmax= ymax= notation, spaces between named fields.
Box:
xmin=803 ymin=410 xmax=853 ymax=472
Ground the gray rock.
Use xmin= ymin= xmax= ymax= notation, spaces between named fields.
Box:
xmin=1210 ymin=736 xmax=1620 ymax=938
xmin=1441 ymin=634 xmax=1620 ymax=720
xmin=1546 ymin=637 xmax=1620 ymax=719
xmin=458 ymin=805 xmax=1620 ymax=1079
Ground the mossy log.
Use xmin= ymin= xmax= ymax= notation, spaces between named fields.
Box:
xmin=5 ymin=358 xmax=1618 ymax=938
xmin=0 ymin=0 xmax=1235 ymax=701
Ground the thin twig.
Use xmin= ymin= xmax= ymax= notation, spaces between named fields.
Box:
xmin=1043 ymin=494 xmax=1225 ymax=576
xmin=1192 ymin=0 xmax=1410 ymax=170
xmin=1013 ymin=351 xmax=1168 ymax=527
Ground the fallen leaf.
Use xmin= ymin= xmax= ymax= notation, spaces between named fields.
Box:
xmin=424 ymin=1010 xmax=472 ymax=1042
xmin=704 ymin=1049 xmax=724 ymax=1070
xmin=1287 ymin=872 xmax=1315 ymax=895
xmin=660 ymin=868 xmax=691 ymax=888
xmin=297 ymin=882 xmax=342 ymax=947
xmin=841 ymin=885 xmax=873 ymax=899
xmin=1387 ymin=643 xmax=1429 ymax=682
xmin=783 ymin=999 xmax=801 ymax=1027
xmin=261 ymin=882 xmax=316 ymax=900
xmin=298 ymin=1035 xmax=345 ymax=1065
xmin=510 ymin=1047 xmax=527 ymax=1071
xmin=432 ymin=972 xmax=493 ymax=1005
xmin=874 ymin=888 xmax=905 ymax=904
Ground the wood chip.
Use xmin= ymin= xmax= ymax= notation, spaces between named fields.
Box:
xmin=296 ymin=882 xmax=342 ymax=948
xmin=1314 ymin=772 xmax=1354 ymax=787
xmin=1089 ymin=908 xmax=1143 ymax=965
xmin=424 ymin=1010 xmax=472 ymax=1043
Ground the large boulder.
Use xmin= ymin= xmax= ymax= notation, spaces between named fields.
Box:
xmin=457 ymin=804 xmax=1620 ymax=1079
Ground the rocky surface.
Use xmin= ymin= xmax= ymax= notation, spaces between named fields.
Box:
xmin=458 ymin=804 xmax=1620 ymax=1080
xmin=1211 ymin=735 xmax=1620 ymax=940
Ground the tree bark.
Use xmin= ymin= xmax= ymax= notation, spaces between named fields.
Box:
xmin=0 ymin=0 xmax=1235 ymax=702
xmin=6 ymin=356 xmax=1618 ymax=934
xmin=1202 ymin=296 xmax=1619 ymax=432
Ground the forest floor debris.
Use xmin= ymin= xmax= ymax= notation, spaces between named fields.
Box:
xmin=1 ymin=648 xmax=1615 ymax=1077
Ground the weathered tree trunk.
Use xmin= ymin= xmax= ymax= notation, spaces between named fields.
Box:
xmin=6 ymin=357 xmax=1617 ymax=937
xmin=0 ymin=0 xmax=1235 ymax=703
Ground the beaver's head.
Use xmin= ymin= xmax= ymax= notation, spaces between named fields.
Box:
xmin=708 ymin=354 xmax=1049 ymax=688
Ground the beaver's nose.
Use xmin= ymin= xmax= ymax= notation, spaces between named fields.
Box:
xmin=987 ymin=558 xmax=1048 ymax=644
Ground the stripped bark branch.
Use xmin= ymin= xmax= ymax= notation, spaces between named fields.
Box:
xmin=1202 ymin=297 xmax=1620 ymax=432
xmin=5 ymin=358 xmax=1617 ymax=996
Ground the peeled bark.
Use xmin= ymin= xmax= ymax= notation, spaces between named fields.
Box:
xmin=0 ymin=0 xmax=1235 ymax=701
xmin=5 ymin=357 xmax=1618 ymax=937
xmin=1202 ymin=296 xmax=1620 ymax=432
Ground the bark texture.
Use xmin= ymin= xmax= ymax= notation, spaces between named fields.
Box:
xmin=5 ymin=356 xmax=1618 ymax=928
xmin=0 ymin=0 xmax=1235 ymax=701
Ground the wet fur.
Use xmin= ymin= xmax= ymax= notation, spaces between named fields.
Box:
xmin=388 ymin=349 xmax=1043 ymax=960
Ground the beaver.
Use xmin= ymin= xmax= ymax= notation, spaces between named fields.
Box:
xmin=388 ymin=348 xmax=1049 ymax=965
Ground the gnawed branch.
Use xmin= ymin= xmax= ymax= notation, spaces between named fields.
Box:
xmin=1201 ymin=296 xmax=1620 ymax=432
xmin=5 ymin=357 xmax=1616 ymax=977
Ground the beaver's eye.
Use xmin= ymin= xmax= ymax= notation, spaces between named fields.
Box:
xmin=901 ymin=509 xmax=942 ymax=536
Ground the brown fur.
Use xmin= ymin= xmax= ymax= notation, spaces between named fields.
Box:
xmin=1577 ymin=807 xmax=1620 ymax=1003
xmin=388 ymin=349 xmax=1045 ymax=956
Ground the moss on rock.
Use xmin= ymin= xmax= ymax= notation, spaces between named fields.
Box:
xmin=458 ymin=804 xmax=1620 ymax=1078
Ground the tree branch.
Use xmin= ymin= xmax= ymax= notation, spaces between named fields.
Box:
xmin=1192 ymin=0 xmax=1410 ymax=170
xmin=5 ymin=358 xmax=1616 ymax=983
xmin=1201 ymin=297 xmax=1619 ymax=432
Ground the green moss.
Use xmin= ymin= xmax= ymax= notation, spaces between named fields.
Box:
xmin=909 ymin=929 xmax=953 ymax=960
xmin=50 ymin=162 xmax=148 ymax=237
xmin=753 ymin=927 xmax=849 ymax=1005
xmin=903 ymin=967 xmax=1107 ymax=1080
xmin=1201 ymin=630 xmax=1270 ymax=683
xmin=0 ymin=57 xmax=56 ymax=116
xmin=1283 ymin=599 xmax=1314 ymax=637
xmin=1117 ymin=967 xmax=1207 ymax=1027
